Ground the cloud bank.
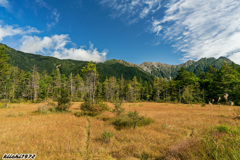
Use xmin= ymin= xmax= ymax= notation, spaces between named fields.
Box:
xmin=101 ymin=0 xmax=240 ymax=64
xmin=0 ymin=0 xmax=107 ymax=62
xmin=19 ymin=34 xmax=107 ymax=62
xmin=0 ymin=24 xmax=40 ymax=41
xmin=158 ymin=0 xmax=240 ymax=63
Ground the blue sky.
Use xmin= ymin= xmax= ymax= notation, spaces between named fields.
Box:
xmin=0 ymin=0 xmax=240 ymax=64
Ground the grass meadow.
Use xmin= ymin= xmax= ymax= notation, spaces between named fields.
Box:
xmin=0 ymin=102 xmax=239 ymax=160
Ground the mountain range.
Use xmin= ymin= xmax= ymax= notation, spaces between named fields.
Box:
xmin=1 ymin=43 xmax=235 ymax=82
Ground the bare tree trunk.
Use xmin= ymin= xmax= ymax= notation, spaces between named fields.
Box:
xmin=70 ymin=73 xmax=73 ymax=97
xmin=179 ymin=88 xmax=181 ymax=103
xmin=32 ymin=65 xmax=36 ymax=103
xmin=93 ymin=76 xmax=95 ymax=104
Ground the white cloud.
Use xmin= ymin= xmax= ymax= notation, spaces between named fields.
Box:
xmin=101 ymin=0 xmax=240 ymax=64
xmin=228 ymin=52 xmax=240 ymax=65
xmin=0 ymin=0 xmax=10 ymax=9
xmin=19 ymin=35 xmax=107 ymax=62
xmin=157 ymin=0 xmax=240 ymax=64
xmin=47 ymin=9 xmax=60 ymax=29
xmin=100 ymin=0 xmax=161 ymax=23
xmin=0 ymin=24 xmax=40 ymax=41
xmin=35 ymin=0 xmax=60 ymax=29
xmin=152 ymin=20 xmax=162 ymax=36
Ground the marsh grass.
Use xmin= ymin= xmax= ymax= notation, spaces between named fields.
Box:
xmin=234 ymin=107 xmax=240 ymax=119
xmin=167 ymin=125 xmax=240 ymax=160
xmin=1 ymin=102 xmax=239 ymax=159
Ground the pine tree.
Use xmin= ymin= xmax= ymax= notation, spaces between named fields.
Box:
xmin=0 ymin=46 xmax=10 ymax=99
xmin=81 ymin=61 xmax=98 ymax=103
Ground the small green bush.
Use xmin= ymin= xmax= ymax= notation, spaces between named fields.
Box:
xmin=113 ymin=101 xmax=125 ymax=116
xmin=162 ymin=124 xmax=167 ymax=129
xmin=80 ymin=101 xmax=109 ymax=116
xmin=74 ymin=111 xmax=95 ymax=117
xmin=38 ymin=104 xmax=56 ymax=114
xmin=101 ymin=130 xmax=115 ymax=143
xmin=0 ymin=103 xmax=8 ymax=108
xmin=112 ymin=116 xmax=130 ymax=130
xmin=18 ymin=113 xmax=25 ymax=117
xmin=7 ymin=113 xmax=16 ymax=117
xmin=56 ymin=88 xmax=72 ymax=111
xmin=0 ymin=104 xmax=5 ymax=108
xmin=138 ymin=152 xmax=153 ymax=160
xmin=216 ymin=125 xmax=231 ymax=134
xmin=112 ymin=110 xmax=153 ymax=130
xmin=0 ymin=99 xmax=9 ymax=103
xmin=201 ymin=103 xmax=206 ymax=107
xmin=47 ymin=101 xmax=57 ymax=108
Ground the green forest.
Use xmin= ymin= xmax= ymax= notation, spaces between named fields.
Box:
xmin=1 ymin=45 xmax=240 ymax=106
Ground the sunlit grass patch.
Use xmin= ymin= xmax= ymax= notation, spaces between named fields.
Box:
xmin=0 ymin=102 xmax=239 ymax=159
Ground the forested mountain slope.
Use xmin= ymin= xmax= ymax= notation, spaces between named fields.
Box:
xmin=1 ymin=43 xmax=236 ymax=81
xmin=1 ymin=44 xmax=153 ymax=82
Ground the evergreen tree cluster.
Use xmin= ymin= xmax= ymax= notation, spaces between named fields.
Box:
xmin=0 ymin=45 xmax=240 ymax=105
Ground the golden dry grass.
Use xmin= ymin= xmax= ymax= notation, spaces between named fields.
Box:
xmin=0 ymin=102 xmax=239 ymax=159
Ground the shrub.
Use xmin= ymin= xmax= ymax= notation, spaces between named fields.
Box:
xmin=138 ymin=152 xmax=153 ymax=160
xmin=0 ymin=104 xmax=7 ymax=108
xmin=162 ymin=124 xmax=167 ymax=129
xmin=127 ymin=110 xmax=144 ymax=128
xmin=216 ymin=125 xmax=231 ymax=134
xmin=80 ymin=101 xmax=109 ymax=116
xmin=18 ymin=113 xmax=25 ymax=116
xmin=0 ymin=99 xmax=8 ymax=103
xmin=101 ymin=130 xmax=115 ymax=143
xmin=112 ymin=115 xmax=130 ymax=130
xmin=56 ymin=88 xmax=72 ymax=111
xmin=201 ymin=103 xmax=206 ymax=107
xmin=74 ymin=112 xmax=86 ymax=117
xmin=7 ymin=113 xmax=16 ymax=117
xmin=113 ymin=101 xmax=125 ymax=116
xmin=38 ymin=104 xmax=56 ymax=114
xmin=112 ymin=110 xmax=153 ymax=130
xmin=47 ymin=101 xmax=57 ymax=108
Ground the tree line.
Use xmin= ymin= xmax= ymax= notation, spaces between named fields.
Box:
xmin=0 ymin=46 xmax=240 ymax=105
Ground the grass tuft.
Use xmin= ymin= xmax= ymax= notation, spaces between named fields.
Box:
xmin=101 ymin=130 xmax=115 ymax=143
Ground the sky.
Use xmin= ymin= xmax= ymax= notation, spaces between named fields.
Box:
xmin=0 ymin=0 xmax=240 ymax=65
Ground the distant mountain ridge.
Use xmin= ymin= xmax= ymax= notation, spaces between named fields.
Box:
xmin=1 ymin=43 xmax=236 ymax=81
xmin=115 ymin=57 xmax=234 ymax=79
